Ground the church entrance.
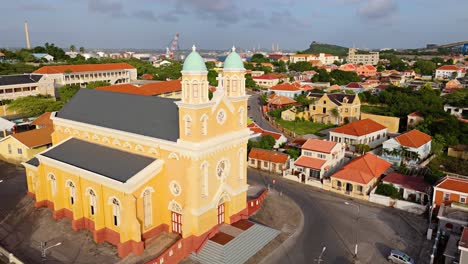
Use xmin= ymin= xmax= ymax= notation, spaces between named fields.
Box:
xmin=171 ymin=212 xmax=182 ymax=234
xmin=217 ymin=203 xmax=225 ymax=224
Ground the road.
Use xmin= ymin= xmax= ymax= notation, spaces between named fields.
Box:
xmin=247 ymin=93 xmax=279 ymax=132
xmin=248 ymin=169 xmax=428 ymax=264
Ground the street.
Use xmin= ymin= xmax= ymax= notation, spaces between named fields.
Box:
xmin=248 ymin=168 xmax=429 ymax=264
xmin=247 ymin=93 xmax=279 ymax=132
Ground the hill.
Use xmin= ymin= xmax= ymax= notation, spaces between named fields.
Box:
xmin=300 ymin=41 xmax=349 ymax=57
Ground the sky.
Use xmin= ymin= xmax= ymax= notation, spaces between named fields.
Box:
xmin=1 ymin=0 xmax=467 ymax=51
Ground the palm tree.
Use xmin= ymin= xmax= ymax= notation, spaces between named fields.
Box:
xmin=79 ymin=47 xmax=85 ymax=53
xmin=330 ymin=108 xmax=340 ymax=125
xmin=70 ymin=45 xmax=75 ymax=52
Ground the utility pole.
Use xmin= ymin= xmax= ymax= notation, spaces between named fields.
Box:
xmin=24 ymin=20 xmax=31 ymax=49
xmin=41 ymin=241 xmax=62 ymax=261
xmin=345 ymin=202 xmax=360 ymax=259
xmin=314 ymin=246 xmax=326 ymax=263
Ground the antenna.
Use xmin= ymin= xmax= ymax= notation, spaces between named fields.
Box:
xmin=24 ymin=20 xmax=31 ymax=49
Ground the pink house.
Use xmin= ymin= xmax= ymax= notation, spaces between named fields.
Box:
xmin=356 ymin=65 xmax=377 ymax=77
xmin=339 ymin=63 xmax=358 ymax=72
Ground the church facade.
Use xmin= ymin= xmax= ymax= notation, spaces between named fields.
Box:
xmin=22 ymin=46 xmax=250 ymax=258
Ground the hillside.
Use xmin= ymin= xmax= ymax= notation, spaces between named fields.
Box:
xmin=300 ymin=41 xmax=349 ymax=57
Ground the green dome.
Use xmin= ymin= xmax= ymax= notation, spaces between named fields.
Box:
xmin=182 ymin=45 xmax=207 ymax=72
xmin=223 ymin=46 xmax=244 ymax=69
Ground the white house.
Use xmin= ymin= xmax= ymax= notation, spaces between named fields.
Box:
xmin=0 ymin=74 xmax=55 ymax=100
xmin=329 ymin=119 xmax=388 ymax=151
xmin=444 ymin=104 xmax=467 ymax=118
xmin=32 ymin=53 xmax=54 ymax=62
xmin=381 ymin=172 xmax=430 ymax=205
xmin=293 ymin=139 xmax=345 ymax=181
xmin=289 ymin=53 xmax=340 ymax=65
xmin=381 ymin=129 xmax=432 ymax=166
xmin=268 ymin=82 xmax=304 ymax=98
xmin=435 ymin=65 xmax=465 ymax=80
xmin=248 ymin=123 xmax=287 ymax=149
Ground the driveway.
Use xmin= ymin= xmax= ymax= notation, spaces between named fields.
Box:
xmin=248 ymin=168 xmax=429 ymax=264
xmin=247 ymin=94 xmax=280 ymax=133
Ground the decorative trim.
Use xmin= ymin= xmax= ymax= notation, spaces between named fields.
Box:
xmin=169 ymin=180 xmax=182 ymax=197
xmin=168 ymin=200 xmax=183 ymax=213
xmin=168 ymin=152 xmax=180 ymax=160
xmin=191 ymin=183 xmax=248 ymax=216
xmin=140 ymin=186 xmax=155 ymax=198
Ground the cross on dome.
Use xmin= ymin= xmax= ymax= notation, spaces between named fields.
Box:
xmin=192 ymin=45 xmax=196 ymax=52
xmin=232 ymin=46 xmax=236 ymax=52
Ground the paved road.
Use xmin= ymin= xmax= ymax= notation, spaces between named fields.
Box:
xmin=248 ymin=169 xmax=428 ymax=264
xmin=247 ymin=93 xmax=280 ymax=133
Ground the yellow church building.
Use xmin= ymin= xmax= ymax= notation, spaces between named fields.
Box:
xmin=22 ymin=46 xmax=250 ymax=258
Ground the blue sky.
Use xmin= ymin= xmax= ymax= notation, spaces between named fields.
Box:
xmin=1 ymin=0 xmax=467 ymax=51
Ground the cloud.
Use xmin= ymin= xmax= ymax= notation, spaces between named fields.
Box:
xmin=358 ymin=0 xmax=398 ymax=19
xmin=88 ymin=0 xmax=125 ymax=16
xmin=133 ymin=10 xmax=157 ymax=22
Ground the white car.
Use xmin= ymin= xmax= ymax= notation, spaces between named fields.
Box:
xmin=388 ymin=250 xmax=414 ymax=264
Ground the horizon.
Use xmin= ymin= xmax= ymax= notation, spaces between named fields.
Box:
xmin=1 ymin=0 xmax=467 ymax=51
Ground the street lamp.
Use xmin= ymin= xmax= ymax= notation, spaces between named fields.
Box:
xmin=344 ymin=201 xmax=360 ymax=259
xmin=41 ymin=242 xmax=62 ymax=259
xmin=315 ymin=246 xmax=327 ymax=263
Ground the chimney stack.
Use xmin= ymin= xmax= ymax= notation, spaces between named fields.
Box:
xmin=24 ymin=20 xmax=31 ymax=49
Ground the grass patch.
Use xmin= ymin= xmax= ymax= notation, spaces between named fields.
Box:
xmin=428 ymin=155 xmax=468 ymax=176
xmin=361 ymin=105 xmax=392 ymax=116
xmin=275 ymin=119 xmax=335 ymax=135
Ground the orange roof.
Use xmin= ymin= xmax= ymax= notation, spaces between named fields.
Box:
xmin=332 ymin=153 xmax=391 ymax=184
xmin=269 ymin=95 xmax=296 ymax=106
xmin=248 ymin=148 xmax=289 ymax=164
xmin=437 ymin=65 xmax=462 ymax=71
xmin=269 ymin=82 xmax=301 ymax=91
xmin=31 ymin=112 xmax=53 ymax=127
xmin=408 ymin=111 xmax=423 ymax=117
xmin=33 ymin=63 xmax=135 ymax=74
xmin=11 ymin=127 xmax=53 ymax=148
xmin=294 ymin=156 xmax=326 ymax=170
xmin=394 ymin=130 xmax=431 ymax=148
xmin=253 ymin=73 xmax=286 ymax=80
xmin=249 ymin=127 xmax=282 ymax=140
xmin=141 ymin=73 xmax=154 ymax=80
xmin=435 ymin=177 xmax=468 ymax=193
xmin=96 ymin=83 xmax=148 ymax=95
xmin=96 ymin=80 xmax=181 ymax=96
xmin=331 ymin=119 xmax=386 ymax=136
xmin=302 ymin=139 xmax=337 ymax=153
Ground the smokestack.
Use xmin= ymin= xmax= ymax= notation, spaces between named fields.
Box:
xmin=24 ymin=20 xmax=31 ymax=49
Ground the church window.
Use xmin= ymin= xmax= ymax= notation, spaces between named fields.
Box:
xmin=48 ymin=173 xmax=56 ymax=196
xmin=66 ymin=180 xmax=76 ymax=205
xmin=184 ymin=115 xmax=192 ymax=136
xmin=217 ymin=109 xmax=226 ymax=124
xmin=238 ymin=107 xmax=245 ymax=127
xmin=111 ymin=198 xmax=121 ymax=226
xmin=201 ymin=162 xmax=209 ymax=197
xmin=201 ymin=115 xmax=208 ymax=136
xmin=216 ymin=159 xmax=230 ymax=179
xmin=143 ymin=189 xmax=152 ymax=228
xmin=88 ymin=189 xmax=97 ymax=216
xmin=193 ymin=81 xmax=199 ymax=98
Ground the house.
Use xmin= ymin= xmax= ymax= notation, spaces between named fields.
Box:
xmin=330 ymin=153 xmax=391 ymax=199
xmin=459 ymin=227 xmax=468 ymax=264
xmin=0 ymin=127 xmax=53 ymax=164
xmin=444 ymin=105 xmax=467 ymax=118
xmin=267 ymin=82 xmax=304 ymax=98
xmin=339 ymin=63 xmax=358 ymax=72
xmin=0 ymin=74 xmax=55 ymax=100
xmin=252 ymin=73 xmax=288 ymax=88
xmin=360 ymin=113 xmax=400 ymax=133
xmin=407 ymin=112 xmax=424 ymax=128
xmin=342 ymin=82 xmax=365 ymax=93
xmin=435 ymin=65 xmax=465 ymax=80
xmin=0 ymin=52 xmax=5 ymax=62
xmin=402 ymin=70 xmax=416 ymax=78
xmin=309 ymin=93 xmax=361 ymax=125
xmin=347 ymin=48 xmax=379 ymax=65
xmin=381 ymin=130 xmax=432 ymax=166
xmin=32 ymin=53 xmax=54 ymax=62
xmin=329 ymin=119 xmax=388 ymax=151
xmin=381 ymin=172 xmax=430 ymax=205
xmin=33 ymin=63 xmax=138 ymax=88
xmin=97 ymin=80 xmax=182 ymax=98
xmin=21 ymin=46 xmax=251 ymax=258
xmin=268 ymin=95 xmax=297 ymax=110
xmin=289 ymin=53 xmax=340 ymax=65
xmin=248 ymin=148 xmax=289 ymax=174
xmin=31 ymin=112 xmax=53 ymax=129
xmin=444 ymin=79 xmax=463 ymax=93
xmin=448 ymin=145 xmax=468 ymax=160
xmin=372 ymin=84 xmax=389 ymax=95
xmin=293 ymin=139 xmax=345 ymax=182
xmin=356 ymin=65 xmax=377 ymax=77
xmin=248 ymin=123 xmax=287 ymax=149
xmin=0 ymin=117 xmax=15 ymax=137
xmin=325 ymin=84 xmax=341 ymax=93
xmin=433 ymin=177 xmax=468 ymax=207
xmin=281 ymin=107 xmax=297 ymax=121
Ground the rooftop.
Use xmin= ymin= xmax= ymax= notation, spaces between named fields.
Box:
xmin=0 ymin=74 xmax=43 ymax=86
xmin=10 ymin=127 xmax=53 ymax=148
xmin=96 ymin=80 xmax=182 ymax=96
xmin=294 ymin=156 xmax=326 ymax=170
xmin=332 ymin=153 xmax=391 ymax=184
xmin=269 ymin=82 xmax=301 ymax=91
xmin=301 ymin=139 xmax=337 ymax=153
xmin=269 ymin=95 xmax=296 ymax=106
xmin=382 ymin=172 xmax=430 ymax=193
xmin=253 ymin=73 xmax=286 ymax=80
xmin=33 ymin=63 xmax=135 ymax=74
xmin=394 ymin=129 xmax=432 ymax=148
xmin=31 ymin=112 xmax=53 ymax=127
xmin=436 ymin=177 xmax=468 ymax=194
xmin=248 ymin=148 xmax=289 ymax=164
xmin=437 ymin=65 xmax=462 ymax=71
xmin=331 ymin=119 xmax=386 ymax=136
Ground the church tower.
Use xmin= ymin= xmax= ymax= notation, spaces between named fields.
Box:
xmin=181 ymin=45 xmax=210 ymax=104
xmin=222 ymin=47 xmax=246 ymax=97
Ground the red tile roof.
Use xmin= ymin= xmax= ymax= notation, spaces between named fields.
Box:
xmin=253 ymin=73 xmax=286 ymax=80
xmin=435 ymin=177 xmax=468 ymax=194
xmin=269 ymin=83 xmax=301 ymax=91
xmin=302 ymin=139 xmax=337 ymax=153
xmin=437 ymin=65 xmax=462 ymax=71
xmin=249 ymin=126 xmax=282 ymax=140
xmin=345 ymin=82 xmax=364 ymax=89
xmin=248 ymin=148 xmax=289 ymax=164
xmin=11 ymin=127 xmax=53 ymax=148
xmin=382 ymin=172 xmax=430 ymax=193
xmin=394 ymin=130 xmax=432 ymax=148
xmin=33 ymin=63 xmax=135 ymax=74
xmin=31 ymin=112 xmax=53 ymax=127
xmin=331 ymin=119 xmax=387 ymax=136
xmin=269 ymin=95 xmax=296 ymax=106
xmin=332 ymin=153 xmax=391 ymax=184
xmin=141 ymin=73 xmax=154 ymax=80
xmin=294 ymin=156 xmax=326 ymax=170
xmin=460 ymin=227 xmax=468 ymax=249
xmin=96 ymin=83 xmax=146 ymax=95
xmin=96 ymin=80 xmax=181 ymax=96
xmin=408 ymin=111 xmax=423 ymax=117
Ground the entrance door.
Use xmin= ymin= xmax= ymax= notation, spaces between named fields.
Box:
xmin=171 ymin=212 xmax=182 ymax=234
xmin=217 ymin=204 xmax=225 ymax=224
xmin=346 ymin=183 xmax=353 ymax=193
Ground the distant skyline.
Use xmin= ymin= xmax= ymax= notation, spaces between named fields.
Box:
xmin=1 ymin=0 xmax=467 ymax=51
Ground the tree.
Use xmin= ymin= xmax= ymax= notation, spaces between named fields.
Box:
xmin=285 ymin=148 xmax=301 ymax=159
xmin=329 ymin=70 xmax=361 ymax=85
xmin=58 ymin=84 xmax=80 ymax=102
xmin=330 ymin=108 xmax=340 ymax=125
xmin=443 ymin=89 xmax=468 ymax=108
xmin=207 ymin=70 xmax=218 ymax=86
xmin=86 ymin=81 xmax=110 ymax=89
xmin=288 ymin=61 xmax=313 ymax=72
xmin=70 ymin=45 xmax=75 ymax=52
xmin=205 ymin=61 xmax=216 ymax=70
xmin=413 ymin=60 xmax=436 ymax=75
xmin=251 ymin=54 xmax=269 ymax=63
xmin=375 ymin=183 xmax=401 ymax=199
xmin=79 ymin=47 xmax=85 ymax=53
xmin=245 ymin=74 xmax=257 ymax=88
xmin=431 ymin=134 xmax=446 ymax=155
xmin=7 ymin=96 xmax=63 ymax=116
xmin=355 ymin=144 xmax=370 ymax=154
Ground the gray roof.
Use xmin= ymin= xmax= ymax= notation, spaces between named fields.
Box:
xmin=41 ymin=138 xmax=156 ymax=183
xmin=308 ymin=93 xmax=356 ymax=106
xmin=56 ymin=89 xmax=180 ymax=142
xmin=0 ymin=74 xmax=43 ymax=86
xmin=25 ymin=157 xmax=40 ymax=167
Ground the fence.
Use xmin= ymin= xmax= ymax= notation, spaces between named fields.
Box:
xmin=247 ymin=189 xmax=268 ymax=216
xmin=145 ymin=239 xmax=186 ymax=264
xmin=369 ymin=188 xmax=427 ymax=214
xmin=264 ymin=115 xmax=297 ymax=139
xmin=0 ymin=246 xmax=23 ymax=264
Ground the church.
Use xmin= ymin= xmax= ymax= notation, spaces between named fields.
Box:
xmin=22 ymin=46 xmax=250 ymax=258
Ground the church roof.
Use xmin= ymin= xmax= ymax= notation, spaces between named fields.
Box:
xmin=224 ymin=47 xmax=244 ymax=69
xmin=56 ymin=89 xmax=180 ymax=142
xmin=41 ymin=138 xmax=156 ymax=183
xmin=182 ymin=46 xmax=207 ymax=72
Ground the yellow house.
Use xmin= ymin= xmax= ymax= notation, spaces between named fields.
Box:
xmin=22 ymin=46 xmax=250 ymax=258
xmin=281 ymin=107 xmax=297 ymax=121
xmin=360 ymin=113 xmax=400 ymax=133
xmin=0 ymin=127 xmax=52 ymax=164
xmin=309 ymin=93 xmax=361 ymax=125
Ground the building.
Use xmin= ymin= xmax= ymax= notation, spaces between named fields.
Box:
xmin=342 ymin=82 xmax=365 ymax=93
xmin=444 ymin=105 xmax=467 ymax=118
xmin=360 ymin=113 xmax=400 ymax=133
xmin=0 ymin=74 xmax=55 ymax=100
xmin=293 ymin=139 xmax=345 ymax=181
xmin=435 ymin=65 xmax=465 ymax=80
xmin=33 ymin=63 xmax=138 ymax=88
xmin=253 ymin=74 xmax=288 ymax=88
xmin=97 ymin=80 xmax=182 ymax=99
xmin=407 ymin=112 xmax=424 ymax=129
xmin=22 ymin=46 xmax=250 ymax=258
xmin=268 ymin=95 xmax=297 ymax=110
xmin=339 ymin=64 xmax=358 ymax=72
xmin=330 ymin=153 xmax=391 ymax=199
xmin=347 ymin=48 xmax=379 ymax=65
xmin=268 ymin=83 xmax=304 ymax=98
xmin=381 ymin=172 xmax=430 ymax=205
xmin=433 ymin=177 xmax=468 ymax=207
xmin=31 ymin=112 xmax=53 ymax=129
xmin=459 ymin=227 xmax=468 ymax=264
xmin=248 ymin=148 xmax=289 ymax=174
xmin=329 ymin=119 xmax=388 ymax=151
xmin=0 ymin=52 xmax=5 ymax=62
xmin=0 ymin=127 xmax=53 ymax=164
xmin=448 ymin=145 xmax=468 ymax=160
xmin=381 ymin=130 xmax=431 ymax=166
xmin=281 ymin=107 xmax=297 ymax=121
xmin=32 ymin=53 xmax=54 ymax=62
xmin=289 ymin=53 xmax=340 ymax=65
xmin=309 ymin=93 xmax=361 ymax=125
xmin=356 ymin=65 xmax=377 ymax=77
xmin=248 ymin=123 xmax=287 ymax=149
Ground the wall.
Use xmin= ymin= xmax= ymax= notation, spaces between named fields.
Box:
xmin=0 ymin=137 xmax=47 ymax=164
xmin=361 ymin=113 xmax=400 ymax=133
xmin=369 ymin=188 xmax=427 ymax=214
xmin=247 ymin=189 xmax=268 ymax=216
xmin=0 ymin=246 xmax=23 ymax=264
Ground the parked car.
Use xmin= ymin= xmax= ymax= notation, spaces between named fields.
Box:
xmin=388 ymin=249 xmax=414 ymax=264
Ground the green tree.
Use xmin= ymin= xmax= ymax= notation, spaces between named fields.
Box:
xmin=7 ymin=96 xmax=63 ymax=116
xmin=205 ymin=61 xmax=216 ymax=70
xmin=413 ymin=60 xmax=436 ymax=75
xmin=70 ymin=45 xmax=76 ymax=52
xmin=443 ymin=89 xmax=468 ymax=108
xmin=288 ymin=61 xmax=313 ymax=72
xmin=250 ymin=54 xmax=269 ymax=63
xmin=285 ymin=148 xmax=301 ymax=159
xmin=79 ymin=47 xmax=85 ymax=53
xmin=58 ymin=84 xmax=81 ymax=102
xmin=86 ymin=81 xmax=110 ymax=89
xmin=207 ymin=70 xmax=218 ymax=86
xmin=329 ymin=70 xmax=361 ymax=85
xmin=375 ymin=183 xmax=401 ymax=199
xmin=245 ymin=74 xmax=257 ymax=88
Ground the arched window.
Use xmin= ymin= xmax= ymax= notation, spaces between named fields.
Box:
xmin=232 ymin=77 xmax=238 ymax=92
xmin=193 ymin=80 xmax=199 ymax=98
xmin=201 ymin=162 xmax=209 ymax=197
xmin=238 ymin=149 xmax=244 ymax=180
xmin=184 ymin=115 xmax=192 ymax=136
xmin=66 ymin=180 xmax=76 ymax=205
xmin=200 ymin=114 xmax=208 ymax=136
xmin=111 ymin=198 xmax=121 ymax=226
xmin=184 ymin=80 xmax=190 ymax=99
xmin=48 ymin=174 xmax=57 ymax=196
xmin=143 ymin=189 xmax=152 ymax=228
xmin=238 ymin=107 xmax=245 ymax=127
xmin=87 ymin=189 xmax=97 ymax=216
